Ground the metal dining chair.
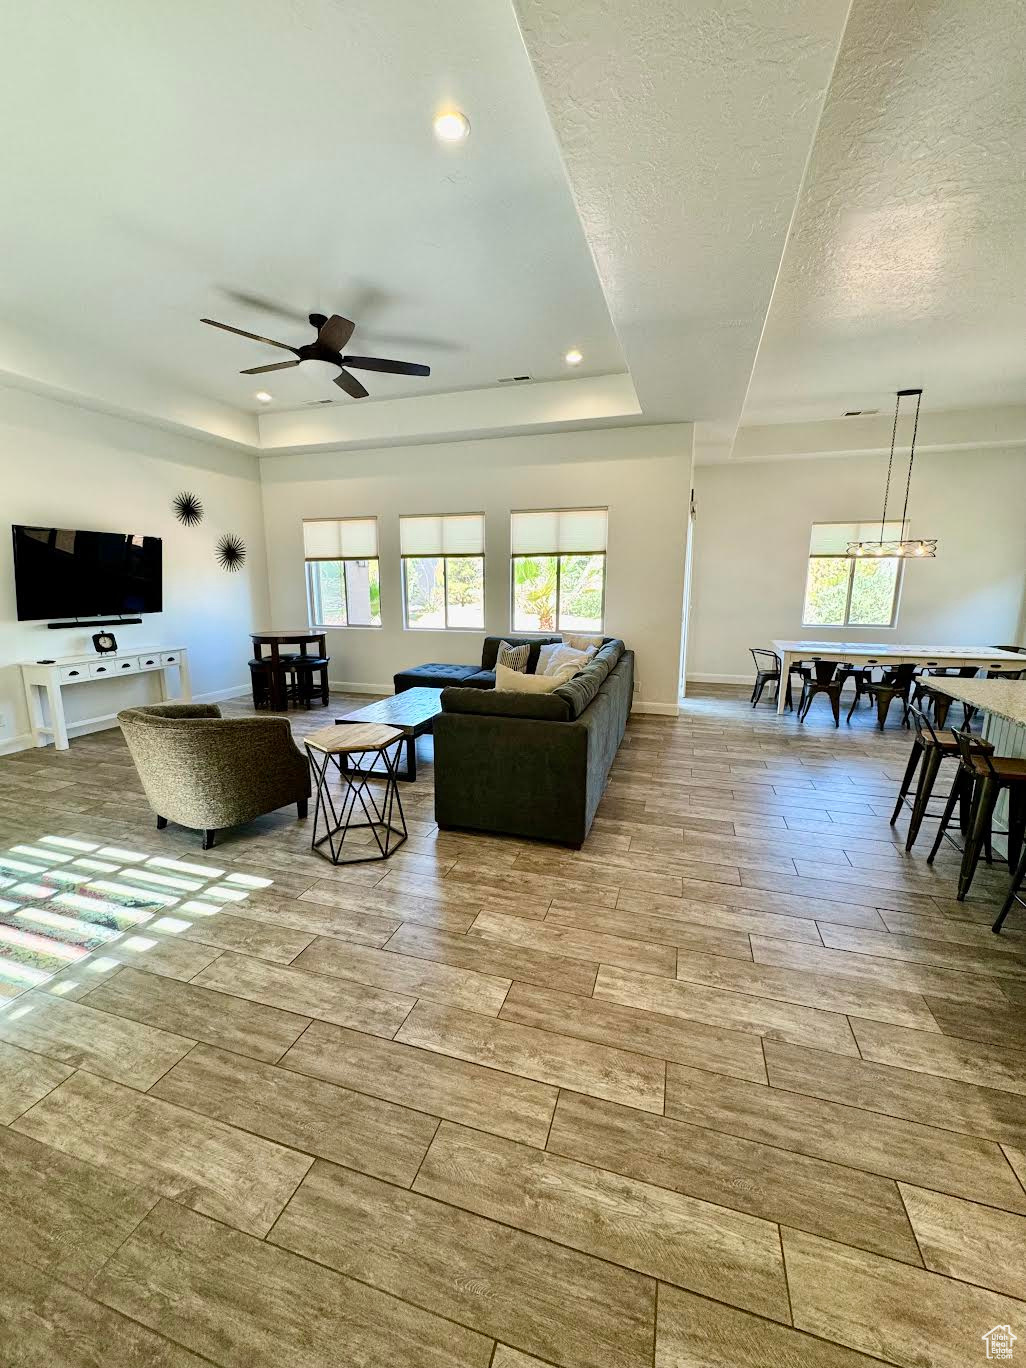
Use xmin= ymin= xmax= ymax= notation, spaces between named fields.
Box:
xmin=913 ymin=665 xmax=981 ymax=727
xmin=849 ymin=663 xmax=917 ymax=730
xmin=796 ymin=660 xmax=847 ymax=727
xmin=749 ymin=648 xmax=799 ymax=709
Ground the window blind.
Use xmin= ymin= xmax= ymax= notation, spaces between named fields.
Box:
xmin=303 ymin=518 xmax=378 ymax=560
xmin=511 ymin=508 xmax=608 ymax=555
xmin=400 ymin=513 xmax=485 ymax=557
xmin=808 ymin=521 xmax=905 ymax=555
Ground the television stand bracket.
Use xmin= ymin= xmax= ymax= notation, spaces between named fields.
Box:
xmin=46 ymin=617 xmax=143 ymax=630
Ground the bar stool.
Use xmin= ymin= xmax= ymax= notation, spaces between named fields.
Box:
xmin=248 ymin=655 xmax=300 ymax=710
xmin=304 ymin=723 xmax=407 ymax=864
xmin=291 ymin=655 xmax=330 ymax=709
xmin=796 ymin=660 xmax=847 ymax=727
xmin=993 ymin=844 xmax=1026 ymax=933
xmin=928 ymin=731 xmax=1026 ymax=900
xmin=248 ymin=658 xmax=271 ymax=709
xmin=891 ymin=705 xmax=989 ymax=852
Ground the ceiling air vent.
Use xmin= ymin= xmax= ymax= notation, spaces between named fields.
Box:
xmin=498 ymin=375 xmax=532 ymax=384
xmin=843 ymin=408 xmax=880 ymax=417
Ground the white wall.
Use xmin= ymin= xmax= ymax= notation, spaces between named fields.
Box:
xmin=688 ymin=445 xmax=1026 ymax=681
xmin=260 ymin=424 xmax=693 ymax=710
xmin=0 ymin=384 xmax=269 ymax=751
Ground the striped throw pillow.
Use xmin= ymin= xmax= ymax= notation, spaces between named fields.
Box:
xmin=497 ymin=640 xmax=530 ymax=673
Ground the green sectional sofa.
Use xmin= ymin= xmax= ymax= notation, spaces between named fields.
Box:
xmin=432 ymin=637 xmax=633 ymax=846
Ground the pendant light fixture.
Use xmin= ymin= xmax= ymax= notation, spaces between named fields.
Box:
xmin=847 ymin=388 xmax=937 ymax=559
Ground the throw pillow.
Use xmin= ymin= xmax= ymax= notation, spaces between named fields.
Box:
xmin=539 ymin=643 xmax=595 ymax=677
xmin=496 ymin=661 xmax=567 ymax=693
xmin=536 ymin=641 xmax=566 ymax=675
xmin=496 ymin=641 xmax=529 ymax=673
xmin=562 ymin=632 xmax=605 ymax=652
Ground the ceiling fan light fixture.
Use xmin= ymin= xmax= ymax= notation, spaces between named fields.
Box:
xmin=564 ymin=348 xmax=583 ymax=366
xmin=433 ymin=110 xmax=470 ymax=142
xmin=202 ymin=312 xmax=429 ymax=401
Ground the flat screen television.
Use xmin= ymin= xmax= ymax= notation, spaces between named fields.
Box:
xmin=12 ymin=525 xmax=163 ymax=621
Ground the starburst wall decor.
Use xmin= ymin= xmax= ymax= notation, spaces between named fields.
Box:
xmin=215 ymin=534 xmax=246 ymax=573
xmin=172 ymin=491 xmax=204 ymax=526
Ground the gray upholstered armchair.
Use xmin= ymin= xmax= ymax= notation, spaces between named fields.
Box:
xmin=117 ymin=703 xmax=310 ymax=849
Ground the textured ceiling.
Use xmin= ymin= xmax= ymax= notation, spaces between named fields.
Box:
xmin=514 ymin=0 xmax=852 ymax=435
xmin=4 ymin=0 xmax=1019 ymax=456
xmin=743 ymin=0 xmax=1026 ymax=425
xmin=0 ymin=0 xmax=624 ymax=420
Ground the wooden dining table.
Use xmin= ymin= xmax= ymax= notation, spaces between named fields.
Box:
xmin=770 ymin=641 xmax=1025 ymax=715
xmin=250 ymin=629 xmax=328 ymax=711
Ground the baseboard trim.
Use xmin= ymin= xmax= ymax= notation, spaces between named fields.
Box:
xmin=197 ymin=684 xmax=253 ymax=705
xmin=0 ymin=683 xmax=251 ymax=756
xmin=328 ymin=679 xmax=394 ymax=696
xmin=686 ymin=672 xmax=752 ymax=686
xmin=632 ymin=701 xmax=680 ymax=717
xmin=0 ymin=731 xmax=34 ymax=756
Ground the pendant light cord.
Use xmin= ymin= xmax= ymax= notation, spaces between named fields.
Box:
xmin=880 ymin=392 xmax=900 ymax=543
xmin=899 ymin=388 xmax=922 ymax=534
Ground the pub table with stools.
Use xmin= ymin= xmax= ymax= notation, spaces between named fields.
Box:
xmin=304 ymin=722 xmax=407 ymax=864
xmin=250 ymin=629 xmax=329 ymax=711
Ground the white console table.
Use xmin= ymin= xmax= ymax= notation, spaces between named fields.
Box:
xmin=20 ymin=647 xmax=191 ymax=750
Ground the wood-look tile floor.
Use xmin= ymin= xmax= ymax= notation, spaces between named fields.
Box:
xmin=1 ymin=685 xmax=1024 ymax=1368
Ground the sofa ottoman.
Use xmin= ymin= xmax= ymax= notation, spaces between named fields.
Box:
xmin=394 ymin=663 xmax=490 ymax=693
xmin=394 ymin=636 xmax=563 ymax=697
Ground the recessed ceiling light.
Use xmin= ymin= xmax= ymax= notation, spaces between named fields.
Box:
xmin=564 ymin=348 xmax=583 ymax=366
xmin=254 ymin=391 xmax=272 ymax=404
xmin=433 ymin=110 xmax=471 ymax=143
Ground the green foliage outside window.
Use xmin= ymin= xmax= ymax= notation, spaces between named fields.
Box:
xmin=802 ymin=554 xmax=899 ymax=627
xmin=404 ymin=556 xmax=484 ymax=629
xmin=513 ymin=553 xmax=604 ymax=632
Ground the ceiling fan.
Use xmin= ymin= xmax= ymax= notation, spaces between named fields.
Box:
xmin=200 ymin=312 xmax=430 ymax=399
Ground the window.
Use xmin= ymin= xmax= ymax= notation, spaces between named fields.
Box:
xmin=401 ymin=513 xmax=485 ymax=630
xmin=303 ymin=518 xmax=381 ymax=627
xmin=511 ymin=508 xmax=607 ymax=633
xmin=802 ymin=522 xmax=904 ymax=628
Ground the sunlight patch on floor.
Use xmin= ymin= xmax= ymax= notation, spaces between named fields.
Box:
xmin=0 ymin=833 xmax=278 ymax=1007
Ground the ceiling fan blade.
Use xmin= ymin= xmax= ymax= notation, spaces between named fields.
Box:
xmin=239 ymin=360 xmax=302 ymax=374
xmin=333 ymin=368 xmax=369 ymax=399
xmin=359 ymin=328 xmax=462 ymax=353
xmin=341 ymin=354 xmax=431 ymax=377
xmin=220 ymin=289 xmax=309 ymax=325
xmin=318 ymin=314 xmax=356 ymax=352
xmin=201 ymin=318 xmax=296 ymax=352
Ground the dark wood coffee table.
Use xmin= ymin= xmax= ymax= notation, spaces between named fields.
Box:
xmin=335 ymin=687 xmax=443 ymax=781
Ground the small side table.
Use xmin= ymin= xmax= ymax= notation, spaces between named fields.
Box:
xmin=304 ymin=722 xmax=407 ymax=864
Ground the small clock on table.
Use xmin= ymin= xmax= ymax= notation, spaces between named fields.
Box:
xmin=92 ymin=632 xmax=118 ymax=655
